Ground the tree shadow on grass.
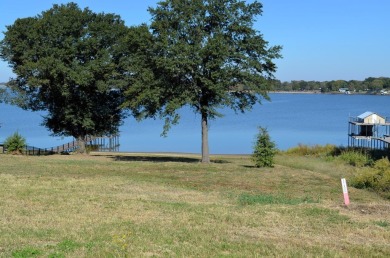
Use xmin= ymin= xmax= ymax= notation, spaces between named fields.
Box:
xmin=212 ymin=159 xmax=230 ymax=164
xmin=242 ymin=165 xmax=256 ymax=168
xmin=111 ymin=155 xmax=201 ymax=163
xmin=98 ymin=154 xmax=231 ymax=164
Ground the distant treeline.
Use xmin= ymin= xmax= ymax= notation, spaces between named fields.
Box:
xmin=2 ymin=77 xmax=390 ymax=93
xmin=272 ymin=77 xmax=390 ymax=93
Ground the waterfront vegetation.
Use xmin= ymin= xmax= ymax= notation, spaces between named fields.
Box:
xmin=251 ymin=127 xmax=277 ymax=168
xmin=272 ymin=77 xmax=390 ymax=93
xmin=3 ymin=131 xmax=26 ymax=155
xmin=286 ymin=145 xmax=390 ymax=199
xmin=1 ymin=149 xmax=389 ymax=257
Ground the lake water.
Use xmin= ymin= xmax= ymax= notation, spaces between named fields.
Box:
xmin=0 ymin=93 xmax=389 ymax=154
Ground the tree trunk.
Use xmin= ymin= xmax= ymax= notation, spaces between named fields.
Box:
xmin=77 ymin=136 xmax=87 ymax=154
xmin=201 ymin=111 xmax=210 ymax=163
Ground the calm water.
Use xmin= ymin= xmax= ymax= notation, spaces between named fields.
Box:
xmin=0 ymin=93 xmax=389 ymax=153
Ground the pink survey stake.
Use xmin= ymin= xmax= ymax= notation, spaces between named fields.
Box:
xmin=341 ymin=178 xmax=350 ymax=206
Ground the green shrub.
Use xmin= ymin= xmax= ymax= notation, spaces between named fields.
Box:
xmin=4 ymin=132 xmax=26 ymax=154
xmin=286 ymin=144 xmax=336 ymax=157
xmin=351 ymin=168 xmax=378 ymax=189
xmin=351 ymin=157 xmax=390 ymax=199
xmin=374 ymin=158 xmax=390 ymax=194
xmin=86 ymin=144 xmax=99 ymax=153
xmin=251 ymin=127 xmax=277 ymax=168
xmin=373 ymin=156 xmax=390 ymax=171
xmin=338 ymin=149 xmax=371 ymax=167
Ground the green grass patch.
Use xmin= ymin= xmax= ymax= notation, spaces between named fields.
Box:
xmin=374 ymin=220 xmax=389 ymax=227
xmin=238 ymin=193 xmax=319 ymax=205
xmin=302 ymin=207 xmax=350 ymax=223
xmin=12 ymin=247 xmax=41 ymax=258
xmin=56 ymin=239 xmax=82 ymax=253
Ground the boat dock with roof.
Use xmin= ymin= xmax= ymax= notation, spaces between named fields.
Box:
xmin=348 ymin=111 xmax=390 ymax=149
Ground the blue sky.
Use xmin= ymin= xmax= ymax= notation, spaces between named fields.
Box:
xmin=0 ymin=0 xmax=389 ymax=82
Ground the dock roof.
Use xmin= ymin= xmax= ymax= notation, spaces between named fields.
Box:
xmin=357 ymin=111 xmax=375 ymax=119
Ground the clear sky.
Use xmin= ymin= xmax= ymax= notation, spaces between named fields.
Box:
xmin=0 ymin=0 xmax=389 ymax=82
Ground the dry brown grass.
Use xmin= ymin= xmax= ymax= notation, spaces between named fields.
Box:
xmin=0 ymin=153 xmax=389 ymax=257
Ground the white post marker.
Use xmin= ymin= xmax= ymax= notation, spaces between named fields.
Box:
xmin=341 ymin=178 xmax=350 ymax=206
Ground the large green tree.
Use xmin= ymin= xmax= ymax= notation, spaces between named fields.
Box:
xmin=0 ymin=3 xmax=129 ymax=152
xmin=124 ymin=0 xmax=281 ymax=162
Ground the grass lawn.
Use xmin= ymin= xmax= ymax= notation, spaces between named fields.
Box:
xmin=0 ymin=152 xmax=389 ymax=257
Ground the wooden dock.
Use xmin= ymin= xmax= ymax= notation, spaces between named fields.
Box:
xmin=348 ymin=112 xmax=390 ymax=150
xmin=348 ymin=135 xmax=390 ymax=150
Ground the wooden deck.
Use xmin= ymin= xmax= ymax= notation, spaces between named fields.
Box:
xmin=348 ymin=135 xmax=390 ymax=150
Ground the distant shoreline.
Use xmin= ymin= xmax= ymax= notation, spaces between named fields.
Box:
xmin=270 ymin=91 xmax=389 ymax=96
xmin=271 ymin=91 xmax=320 ymax=94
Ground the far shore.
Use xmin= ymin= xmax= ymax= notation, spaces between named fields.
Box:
xmin=271 ymin=91 xmax=320 ymax=94
xmin=271 ymin=90 xmax=388 ymax=95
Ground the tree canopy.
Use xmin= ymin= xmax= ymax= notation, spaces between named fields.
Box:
xmin=123 ymin=0 xmax=282 ymax=162
xmin=0 ymin=3 xmax=129 ymax=152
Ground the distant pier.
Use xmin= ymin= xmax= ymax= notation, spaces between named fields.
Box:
xmin=348 ymin=112 xmax=390 ymax=150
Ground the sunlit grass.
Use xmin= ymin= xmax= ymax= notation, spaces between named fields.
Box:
xmin=0 ymin=153 xmax=389 ymax=257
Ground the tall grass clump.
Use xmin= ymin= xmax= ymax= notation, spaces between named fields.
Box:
xmin=252 ymin=127 xmax=277 ymax=168
xmin=338 ymin=149 xmax=371 ymax=167
xmin=285 ymin=144 xmax=336 ymax=157
xmin=351 ymin=157 xmax=390 ymax=199
xmin=4 ymin=131 xmax=26 ymax=154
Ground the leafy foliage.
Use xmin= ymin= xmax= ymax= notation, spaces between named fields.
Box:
xmin=351 ymin=157 xmax=390 ymax=199
xmin=0 ymin=87 xmax=6 ymax=103
xmin=338 ymin=149 xmax=372 ymax=167
xmin=252 ymin=127 xmax=277 ymax=167
xmin=285 ymin=144 xmax=337 ymax=157
xmin=285 ymin=145 xmax=389 ymax=165
xmin=123 ymin=0 xmax=281 ymax=162
xmin=4 ymin=131 xmax=26 ymax=154
xmin=0 ymin=3 xmax=129 ymax=152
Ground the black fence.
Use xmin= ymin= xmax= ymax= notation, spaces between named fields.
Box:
xmin=24 ymin=146 xmax=56 ymax=155
xmin=0 ymin=135 xmax=119 ymax=155
xmin=0 ymin=145 xmax=56 ymax=155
